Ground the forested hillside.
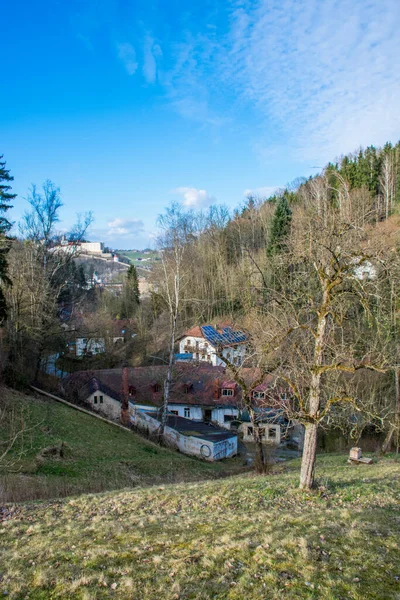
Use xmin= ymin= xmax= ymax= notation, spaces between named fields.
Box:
xmin=151 ymin=141 xmax=400 ymax=487
xmin=1 ymin=142 xmax=400 ymax=489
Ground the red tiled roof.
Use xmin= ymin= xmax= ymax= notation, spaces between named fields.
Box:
xmin=221 ymin=381 xmax=236 ymax=389
xmin=62 ymin=365 xmax=285 ymax=408
xmin=177 ymin=326 xmax=204 ymax=340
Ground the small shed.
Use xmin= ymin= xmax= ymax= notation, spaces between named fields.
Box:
xmin=133 ymin=411 xmax=238 ymax=461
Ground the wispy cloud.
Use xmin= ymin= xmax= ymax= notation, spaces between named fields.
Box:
xmin=107 ymin=218 xmax=144 ymax=236
xmin=80 ymin=0 xmax=400 ymax=162
xmin=116 ymin=42 xmax=138 ymax=75
xmin=172 ymin=186 xmax=215 ymax=208
xmin=159 ymin=0 xmax=400 ymax=160
xmin=143 ymin=35 xmax=162 ymax=84
xmin=219 ymin=0 xmax=400 ymax=160
xmin=244 ymin=186 xmax=280 ymax=198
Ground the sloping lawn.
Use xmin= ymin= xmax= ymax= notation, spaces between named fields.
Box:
xmin=0 ymin=388 xmax=242 ymax=502
xmin=0 ymin=455 xmax=399 ymax=599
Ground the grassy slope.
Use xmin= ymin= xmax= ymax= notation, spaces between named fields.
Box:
xmin=1 ymin=456 xmax=399 ymax=599
xmin=0 ymin=389 xmax=241 ymax=502
xmin=118 ymin=250 xmax=159 ymax=263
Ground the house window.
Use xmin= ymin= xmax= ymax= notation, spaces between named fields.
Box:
xmin=221 ymin=389 xmax=234 ymax=397
xmin=184 ymin=407 xmax=191 ymax=418
xmin=128 ymin=386 xmax=136 ymax=396
xmin=268 ymin=428 xmax=277 ymax=439
xmin=153 ymin=383 xmax=161 ymax=393
xmin=247 ymin=426 xmax=253 ymax=436
xmin=253 ymin=391 xmax=265 ymax=400
xmin=281 ymin=393 xmax=287 ymax=400
xmin=93 ymin=396 xmax=98 ymax=404
xmin=183 ymin=384 xmax=192 ymax=394
xmin=99 ymin=395 xmax=103 ymax=404
xmin=170 ymin=410 xmax=178 ymax=415
xmin=224 ymin=414 xmax=235 ymax=423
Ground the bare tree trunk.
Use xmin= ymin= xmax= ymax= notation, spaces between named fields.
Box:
xmin=160 ymin=308 xmax=177 ymax=437
xmin=249 ymin=407 xmax=266 ymax=473
xmin=382 ymin=367 xmax=400 ymax=453
xmin=299 ymin=423 xmax=318 ymax=488
xmin=299 ymin=285 xmax=329 ymax=489
xmin=121 ymin=365 xmax=130 ymax=425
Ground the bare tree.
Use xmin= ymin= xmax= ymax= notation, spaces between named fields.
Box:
xmin=6 ymin=181 xmax=92 ymax=380
xmin=155 ymin=204 xmax=197 ymax=436
xmin=379 ymin=153 xmax=395 ymax=220
xmin=241 ymin=174 xmax=396 ymax=489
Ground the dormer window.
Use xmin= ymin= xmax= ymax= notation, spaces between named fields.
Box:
xmin=183 ymin=383 xmax=193 ymax=394
xmin=128 ymin=385 xmax=136 ymax=396
xmin=252 ymin=391 xmax=265 ymax=400
xmin=221 ymin=388 xmax=234 ymax=397
xmin=153 ymin=383 xmax=161 ymax=393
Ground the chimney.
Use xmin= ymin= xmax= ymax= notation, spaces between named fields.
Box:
xmin=121 ymin=365 xmax=130 ymax=425
xmin=213 ymin=379 xmax=220 ymax=399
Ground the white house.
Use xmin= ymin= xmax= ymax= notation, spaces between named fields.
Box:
xmin=130 ymin=402 xmax=239 ymax=429
xmin=75 ymin=337 xmax=106 ymax=357
xmin=62 ymin=365 xmax=286 ymax=447
xmin=176 ymin=325 xmax=247 ymax=367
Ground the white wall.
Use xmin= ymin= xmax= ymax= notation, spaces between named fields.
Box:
xmin=179 ymin=335 xmax=246 ymax=367
xmin=76 ymin=337 xmax=105 ymax=357
xmin=211 ymin=407 xmax=239 ymax=428
xmin=164 ymin=404 xmax=238 ymax=429
xmin=81 ymin=242 xmax=104 ymax=254
xmin=167 ymin=404 xmax=203 ymax=421
xmin=87 ymin=391 xmax=121 ymax=419
xmin=240 ymin=423 xmax=281 ymax=445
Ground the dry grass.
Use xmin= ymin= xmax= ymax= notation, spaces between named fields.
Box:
xmin=0 ymin=455 xmax=399 ymax=599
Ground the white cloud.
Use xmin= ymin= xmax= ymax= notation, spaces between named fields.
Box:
xmin=116 ymin=42 xmax=138 ymax=75
xmin=143 ymin=35 xmax=162 ymax=84
xmin=172 ymin=187 xmax=215 ymax=208
xmin=243 ymin=186 xmax=280 ymax=198
xmin=107 ymin=218 xmax=144 ymax=236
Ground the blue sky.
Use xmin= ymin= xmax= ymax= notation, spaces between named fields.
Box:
xmin=2 ymin=0 xmax=400 ymax=248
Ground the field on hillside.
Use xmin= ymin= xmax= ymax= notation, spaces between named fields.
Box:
xmin=0 ymin=388 xmax=243 ymax=503
xmin=117 ymin=249 xmax=159 ymax=265
xmin=0 ymin=456 xmax=399 ymax=599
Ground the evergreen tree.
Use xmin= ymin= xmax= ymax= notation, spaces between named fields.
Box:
xmin=267 ymin=195 xmax=292 ymax=256
xmin=0 ymin=156 xmax=16 ymax=321
xmin=120 ymin=264 xmax=140 ymax=318
xmin=0 ymin=156 xmax=16 ymax=234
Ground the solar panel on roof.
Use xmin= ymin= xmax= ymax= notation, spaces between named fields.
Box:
xmin=201 ymin=325 xmax=247 ymax=347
